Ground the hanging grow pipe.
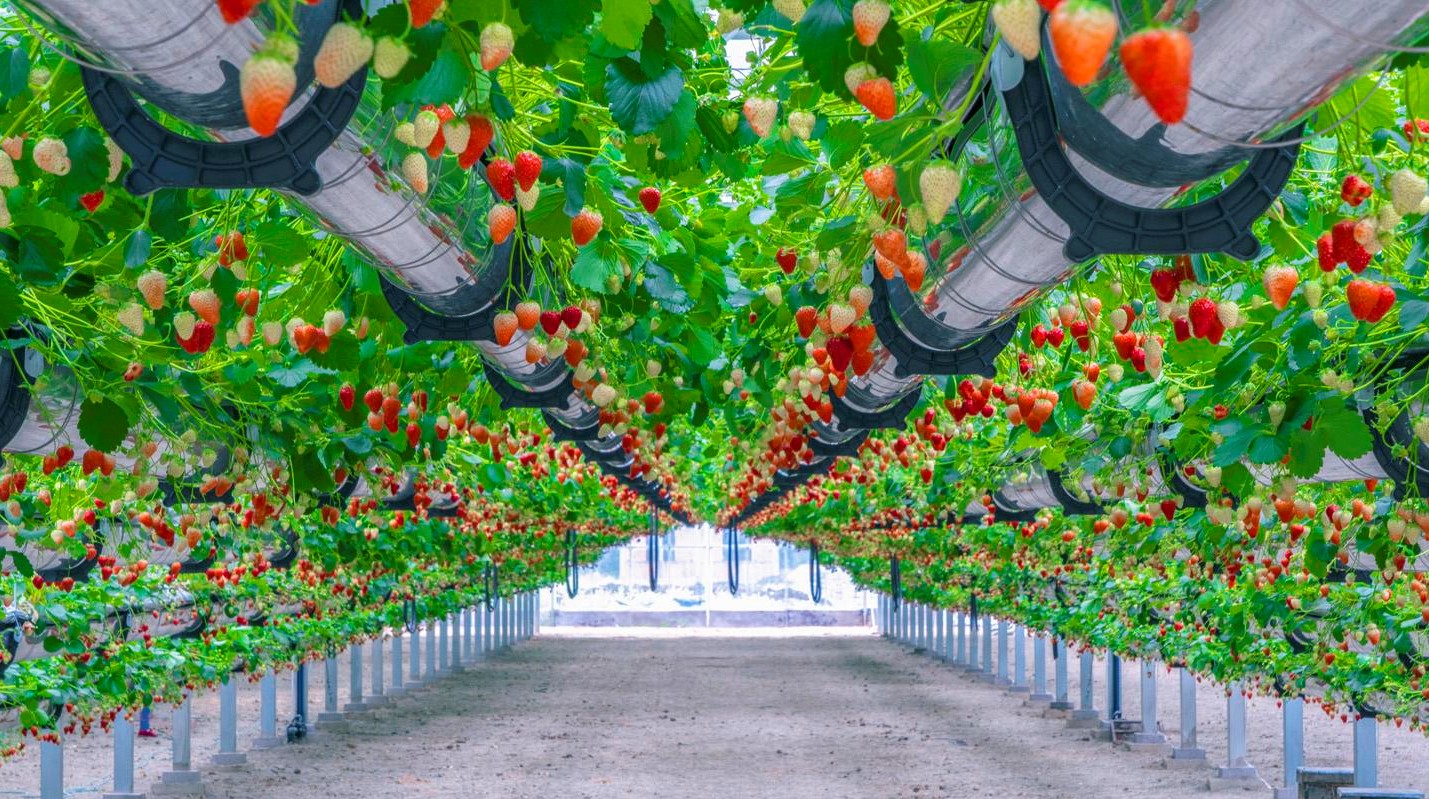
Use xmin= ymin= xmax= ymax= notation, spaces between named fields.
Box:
xmin=817 ymin=0 xmax=1429 ymax=446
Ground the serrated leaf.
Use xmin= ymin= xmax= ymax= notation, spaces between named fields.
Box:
xmin=601 ymin=0 xmax=654 ymax=50
xmin=796 ymin=0 xmax=903 ymax=99
xmin=903 ymin=32 xmax=979 ymax=105
xmin=123 ymin=229 xmax=152 ymax=269
xmin=571 ymin=241 xmax=617 ymax=292
xmin=643 ymin=261 xmax=693 ymax=313
xmin=267 ymin=359 xmax=336 ymax=389
xmin=78 ymin=397 xmax=129 ymax=452
xmin=518 ymin=0 xmax=598 ymax=41
xmin=606 ymin=58 xmax=683 ymax=135
xmin=1320 ymin=402 xmax=1374 ymax=460
xmin=0 ymin=271 xmax=19 ymax=330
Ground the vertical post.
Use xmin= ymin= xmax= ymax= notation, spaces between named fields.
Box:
xmin=995 ymin=620 xmax=1010 ymax=685
xmin=450 ymin=612 xmax=462 ymax=670
xmin=981 ymin=616 xmax=993 ymax=675
xmin=1132 ymin=661 xmax=1167 ymax=743
xmin=1030 ymin=634 xmax=1051 ymax=702
xmin=371 ymin=638 xmax=387 ymax=701
xmin=109 ymin=716 xmax=140 ymax=797
xmin=1171 ymin=668 xmax=1205 ymax=760
xmin=425 ymin=619 xmax=438 ymax=679
xmin=1353 ymin=716 xmax=1377 ymax=789
xmin=1051 ymin=638 xmax=1072 ymax=710
xmin=1274 ymin=698 xmax=1304 ymax=799
xmin=957 ymin=612 xmax=968 ymax=665
xmin=439 ymin=616 xmax=449 ymax=672
xmin=391 ymin=631 xmax=405 ymax=693
xmin=534 ymin=591 xmax=541 ymax=636
xmin=293 ymin=662 xmax=309 ymax=739
xmin=252 ymin=672 xmax=282 ymax=749
xmin=212 ymin=678 xmax=247 ymax=766
xmin=318 ymin=655 xmax=347 ymax=728
xmin=1069 ymin=650 xmax=1100 ymax=727
xmin=1009 ymin=625 xmax=1028 ymax=692
xmin=465 ymin=607 xmax=475 ymax=658
xmin=39 ymin=740 xmax=62 ymax=799
xmin=484 ymin=601 xmax=494 ymax=654
xmin=409 ymin=622 xmax=422 ymax=685
xmin=1106 ymin=654 xmax=1122 ymax=721
xmin=345 ymin=646 xmax=365 ymax=711
xmin=1216 ymin=684 xmax=1259 ymax=780
xmin=934 ymin=609 xmax=945 ymax=659
xmin=966 ymin=614 xmax=980 ymax=670
xmin=158 ymin=697 xmax=203 ymax=793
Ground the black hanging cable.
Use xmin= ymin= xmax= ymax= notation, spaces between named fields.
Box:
xmin=809 ymin=541 xmax=823 ymax=604
xmin=647 ymin=508 xmax=660 ymax=592
xmin=564 ymin=528 xmax=580 ymax=599
xmin=889 ymin=556 xmax=901 ymax=614
xmin=727 ymin=527 xmax=740 ymax=596
xmin=485 ymin=563 xmax=499 ymax=612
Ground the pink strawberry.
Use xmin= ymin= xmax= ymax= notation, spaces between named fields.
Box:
xmin=571 ymin=208 xmax=603 ymax=247
xmin=851 ymin=0 xmax=890 ymax=47
xmin=492 ymin=311 xmax=518 ymax=346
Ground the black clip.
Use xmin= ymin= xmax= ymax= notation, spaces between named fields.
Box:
xmin=542 ymin=409 xmax=601 ymax=443
xmin=829 ymin=386 xmax=922 ymax=430
xmin=867 ymin=271 xmax=1017 ymax=378
xmin=483 ymin=361 xmax=576 ymax=410
xmin=1047 ymin=469 xmax=1104 ymax=516
xmin=808 ymin=429 xmax=867 ymax=458
xmin=379 ymin=236 xmax=532 ymax=345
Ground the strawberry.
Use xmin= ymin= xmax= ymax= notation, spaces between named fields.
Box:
xmin=851 ymin=0 xmax=890 ymax=47
xmin=0 ymin=152 xmax=16 ymax=189
xmin=1331 ymin=219 xmax=1357 ymax=265
xmin=32 ymin=138 xmax=69 ymax=176
xmin=339 ymin=384 xmax=355 ymax=412
xmin=216 ymin=231 xmax=248 ymax=265
xmin=486 ymin=158 xmax=516 ymax=200
xmin=843 ymin=62 xmax=877 ymax=95
xmin=901 ymin=250 xmax=927 ymax=291
xmin=515 ymin=301 xmax=541 ymax=331
xmin=826 ymin=337 xmax=854 ymax=372
xmin=1389 ymin=168 xmax=1428 ymax=215
xmin=188 ymin=289 xmax=220 ymax=325
xmin=117 ymin=303 xmax=145 ymax=336
xmin=240 ymin=43 xmax=297 ymax=137
xmin=488 ymin=204 xmax=517 ymax=245
xmin=776 ymin=248 xmax=798 ymax=274
xmin=638 ymin=186 xmax=662 ymax=214
xmin=560 ymin=306 xmax=583 ymax=330
xmin=992 ymin=0 xmax=1042 ymax=61
xmin=743 ymin=96 xmax=778 ymax=138
xmin=1049 ymin=0 xmax=1117 ymax=87
xmin=401 ymin=152 xmax=428 ymax=194
xmin=218 ymin=0 xmax=263 ymax=24
xmin=492 ymin=311 xmax=518 ymax=346
xmin=855 ymin=77 xmax=897 ymax=120
xmin=828 ymin=303 xmax=856 ymax=334
xmin=515 ymin=183 xmax=539 ymax=213
xmin=314 ymin=22 xmax=373 ymax=88
xmin=409 ymin=0 xmax=444 ymax=29
xmin=1120 ymin=27 xmax=1193 ymax=124
xmin=1262 ymin=266 xmax=1298 ymax=310
xmin=373 ymin=37 xmax=411 ymax=79
xmin=1341 ymin=174 xmax=1373 ymax=207
xmin=1346 ymin=243 xmax=1372 ymax=274
xmin=571 ymin=208 xmax=603 ymax=247
xmin=795 ymin=306 xmax=818 ymax=338
xmin=1072 ymin=378 xmax=1096 ymax=410
xmin=1316 ymin=233 xmax=1336 ymax=272
xmin=539 ymin=310 xmax=561 ymax=336
xmin=773 ymin=0 xmax=806 ymax=23
xmin=136 ymin=270 xmax=167 ymax=310
xmin=1188 ymin=297 xmax=1216 ymax=339
xmin=78 ymin=190 xmax=104 ymax=213
xmin=787 ymin=110 xmax=816 ymax=141
xmin=872 ymin=228 xmax=909 ymax=268
xmin=1347 ymin=279 xmax=1395 ymax=323
xmin=413 ymin=109 xmax=440 ymax=148
xmin=441 ymin=119 xmax=470 ymax=154
xmin=864 ymin=165 xmax=896 ymax=202
xmin=180 ymin=320 xmax=216 ymax=354
xmin=918 ymin=162 xmax=961 ymax=224
xmin=1149 ymin=268 xmax=1179 ymax=303
xmin=480 ymin=22 xmax=514 ymax=71
xmin=459 ymin=115 xmax=495 ymax=170
xmin=514 ymin=150 xmax=542 ymax=192
xmin=363 ymin=388 xmax=384 ymax=413
xmin=235 ymin=288 xmax=260 ymax=316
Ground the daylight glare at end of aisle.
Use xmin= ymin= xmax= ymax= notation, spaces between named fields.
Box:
xmin=2 ymin=0 xmax=1429 ymax=763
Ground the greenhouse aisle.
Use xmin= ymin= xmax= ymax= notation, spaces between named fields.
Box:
xmin=199 ymin=633 xmax=1213 ymax=799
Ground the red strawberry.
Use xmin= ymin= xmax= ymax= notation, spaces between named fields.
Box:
xmin=863 ymin=165 xmax=896 ymax=202
xmin=1346 ymin=243 xmax=1373 ymax=274
xmin=855 ymin=77 xmax=897 ymax=121
xmin=639 ymin=187 xmax=661 ymax=214
xmin=1341 ymin=174 xmax=1373 ymax=207
xmin=486 ymin=158 xmax=516 ymax=200
xmin=364 ymin=388 xmax=384 ymax=413
xmin=795 ymin=306 xmax=817 ymax=338
xmin=1038 ymin=0 xmax=1063 ymax=8
xmin=514 ymin=150 xmax=542 ymax=192
xmin=80 ymin=190 xmax=104 ymax=213
xmin=826 ymin=337 xmax=853 ymax=373
xmin=642 ymin=391 xmax=664 ymax=415
xmin=458 ymin=115 xmax=494 ymax=170
xmin=1188 ymin=297 xmax=1216 ymax=339
xmin=406 ymin=422 xmax=421 ymax=448
xmin=218 ymin=0 xmax=263 ymax=24
xmin=1316 ymin=233 xmax=1337 ymax=272
xmin=1120 ymin=27 xmax=1192 ymax=124
xmin=408 ymin=0 xmax=444 ymax=28
xmin=776 ymin=248 xmax=798 ymax=274
xmin=339 ymin=384 xmax=355 ymax=412
xmin=539 ymin=310 xmax=562 ymax=336
xmin=851 ymin=1 xmax=890 ymax=47
xmin=571 ymin=208 xmax=603 ymax=247
xmin=1347 ymin=279 xmax=1395 ymax=322
xmin=561 ymin=306 xmax=583 ymax=330
xmin=1261 ymin=265 xmax=1298 ymax=310
xmin=1149 ymin=268 xmax=1179 ymax=303
xmin=1049 ymin=0 xmax=1117 ymax=87
xmin=1172 ymin=316 xmax=1190 ymax=342
xmin=1331 ymin=219 xmax=1357 ymax=264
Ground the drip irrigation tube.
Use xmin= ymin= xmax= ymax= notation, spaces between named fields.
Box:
xmin=564 ymin=529 xmax=579 ymax=599
xmin=726 ymin=528 xmax=740 ymax=597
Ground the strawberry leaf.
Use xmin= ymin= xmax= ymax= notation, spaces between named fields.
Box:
xmin=605 ymin=58 xmax=683 ymax=135
xmin=77 ymin=396 xmax=129 ymax=453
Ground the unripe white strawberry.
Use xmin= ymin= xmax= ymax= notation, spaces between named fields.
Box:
xmin=0 ymin=193 xmax=9 ymax=229
xmin=646 ymin=360 xmax=662 ymax=378
xmin=764 ymin=284 xmax=783 ymax=306
xmin=323 ymin=309 xmax=347 ymax=336
xmin=773 ymin=0 xmax=805 ymax=23
xmin=919 ymin=162 xmax=962 ymax=224
xmin=828 ymin=303 xmax=855 ymax=334
xmin=105 ymin=138 xmax=124 ymax=182
xmin=32 ymin=137 xmax=69 ymax=176
xmin=715 ymin=9 xmax=744 ymax=35
xmin=117 ymin=303 xmax=145 ymax=336
xmin=843 ymin=61 xmax=877 ymax=95
xmin=743 ymin=96 xmax=778 ymax=138
xmin=1390 ymin=168 xmax=1427 ymax=216
xmin=236 ymin=316 xmax=255 ymax=347
xmin=402 ymin=152 xmax=428 ymax=194
xmin=787 ymin=110 xmax=815 ymax=141
xmin=1414 ymin=416 xmax=1429 ymax=446
xmin=1216 ymin=300 xmax=1240 ymax=329
xmin=848 ymin=284 xmax=872 ymax=315
xmin=592 ymin=383 xmax=617 ymax=408
xmin=372 ymin=36 xmax=411 ymax=79
xmin=992 ymin=0 xmax=1042 ymax=60
xmin=0 ymin=151 xmax=16 ymax=188
xmin=413 ymin=109 xmax=441 ymax=148
xmin=442 ymin=119 xmax=470 ymax=154
xmin=261 ymin=320 xmax=283 ymax=346
xmin=516 ymin=182 xmax=539 ymax=212
xmin=314 ymin=22 xmax=373 ymax=88
xmin=174 ymin=311 xmax=197 ymax=341
xmin=479 ymin=22 xmax=515 ymax=71
xmin=395 ymin=122 xmax=417 ymax=146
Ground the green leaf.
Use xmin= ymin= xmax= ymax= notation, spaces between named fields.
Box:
xmin=123 ymin=229 xmax=152 ymax=269
xmin=1288 ymin=428 xmax=1327 ymax=478
xmin=56 ymin=127 xmax=109 ymax=195
xmin=11 ymin=227 xmax=65 ymax=286
xmin=1319 ymin=401 xmax=1374 ymax=460
xmin=606 ymin=59 xmax=683 ymax=135
xmin=601 ymin=0 xmax=654 ymax=50
xmin=267 ymin=359 xmax=337 ymax=389
xmin=78 ymin=397 xmax=129 ymax=452
xmin=796 ymin=0 xmax=903 ymax=99
xmin=0 ymin=48 xmax=29 ymax=101
xmin=643 ymin=261 xmax=693 ymax=313
xmin=384 ymin=46 xmax=468 ymax=109
xmin=1399 ymin=299 xmax=1429 ymax=332
xmin=291 ymin=449 xmax=335 ymax=495
xmin=570 ymin=241 xmax=617 ymax=292
xmin=518 ymin=0 xmax=598 ymax=41
xmin=822 ymin=120 xmax=865 ymax=169
xmin=903 ymin=33 xmax=979 ymax=105
xmin=0 ymin=271 xmax=19 ymax=330
xmin=687 ymin=325 xmax=720 ymax=366
xmin=254 ymin=221 xmax=311 ymax=267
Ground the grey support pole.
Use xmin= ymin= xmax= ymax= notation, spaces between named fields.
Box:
xmin=318 ymin=656 xmax=346 ymax=728
xmin=1274 ymin=698 xmax=1304 ymax=799
xmin=158 ymin=698 xmax=203 ymax=794
xmin=39 ymin=741 xmax=61 ymax=799
xmin=370 ymin=639 xmax=387 ymax=703
xmin=211 ymin=677 xmax=247 ymax=766
xmin=439 ymin=616 xmax=450 ymax=672
xmin=1009 ymin=625 xmax=1029 ymax=693
xmin=1106 ymin=655 xmax=1122 ymax=722
xmin=1215 ymin=684 xmax=1259 ymax=781
xmin=1030 ymin=634 xmax=1052 ymax=702
xmin=995 ymin=620 xmax=1010 ymax=685
xmin=252 ymin=672 xmax=283 ymax=749
xmin=391 ymin=631 xmax=405 ymax=694
xmin=981 ymin=617 xmax=993 ymax=675
xmin=957 ymin=612 xmax=968 ymax=665
xmin=425 ymin=620 xmax=438 ymax=679
xmin=451 ymin=612 xmax=463 ymax=670
xmin=345 ymin=646 xmax=366 ymax=712
xmin=934 ymin=610 xmax=946 ymax=659
xmin=410 ymin=622 xmax=423 ymax=686
xmin=1171 ymin=669 xmax=1205 ymax=761
xmin=1051 ymin=638 xmax=1072 ymax=710
xmin=483 ymin=602 xmax=494 ymax=654
xmin=1353 ymin=716 xmax=1377 ymax=788
xmin=104 ymin=717 xmax=141 ymax=798
xmin=1132 ymin=661 xmax=1167 ymax=744
xmin=967 ymin=614 xmax=980 ymax=670
xmin=465 ymin=607 xmax=476 ymax=658
xmin=1069 ymin=650 xmax=1100 ymax=728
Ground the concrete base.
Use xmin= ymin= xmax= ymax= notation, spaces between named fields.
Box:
xmin=1048 ymin=700 xmax=1073 ymax=710
xmin=1006 ymin=685 xmax=1030 ymax=694
xmin=1169 ymin=747 xmax=1207 ymax=762
xmin=101 ymin=793 xmax=147 ymax=799
xmin=1066 ymin=710 xmax=1103 ymax=730
xmin=249 ymin=735 xmax=285 ymax=750
xmin=1165 ymin=752 xmax=1209 ymax=770
xmin=209 ymin=752 xmax=247 ymax=767
xmin=1027 ymin=692 xmax=1053 ymax=703
xmin=342 ymin=702 xmax=375 ymax=713
xmin=150 ymin=770 xmax=204 ymax=797
xmin=1130 ymin=731 xmax=1168 ymax=745
xmin=1205 ymin=775 xmax=1263 ymax=792
xmin=1118 ymin=741 xmax=1172 ymax=756
xmin=1042 ymin=707 xmax=1071 ymax=720
xmin=363 ymin=695 xmax=392 ymax=706
xmin=1337 ymin=790 xmax=1426 ymax=799
xmin=1297 ymin=768 xmax=1354 ymax=799
xmin=314 ymin=712 xmax=349 ymax=733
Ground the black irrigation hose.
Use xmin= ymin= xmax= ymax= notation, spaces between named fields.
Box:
xmin=485 ymin=563 xmax=499 ymax=612
xmin=809 ymin=542 xmax=823 ymax=604
xmin=726 ymin=528 xmax=740 ymax=596
xmin=889 ymin=556 xmax=902 ymax=614
xmin=647 ymin=529 xmax=659 ymax=592
xmin=565 ymin=529 xmax=579 ymax=599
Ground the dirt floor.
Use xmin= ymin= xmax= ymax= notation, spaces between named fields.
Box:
xmin=3 ymin=618 xmax=1429 ymax=798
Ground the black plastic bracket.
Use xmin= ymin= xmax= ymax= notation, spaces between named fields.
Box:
xmin=868 ymin=270 xmax=1017 ymax=378
xmin=1363 ymin=395 xmax=1429 ymax=501
xmin=1047 ymin=470 xmax=1104 ymax=516
xmin=268 ymin=529 xmax=301 ymax=571
xmin=378 ymin=235 xmax=532 ymax=345
xmin=1001 ymin=51 xmax=1302 ymax=263
xmin=483 ymin=361 xmax=576 ymax=411
xmin=35 ymin=533 xmax=101 ymax=583
xmin=80 ymin=0 xmax=366 ymax=196
xmin=542 ymin=410 xmax=601 ymax=443
xmin=0 ymin=348 xmax=31 ymax=455
xmin=808 ymin=429 xmax=868 ymax=458
xmin=1157 ymin=448 xmax=1210 ymax=510
xmin=829 ymin=386 xmax=922 ymax=430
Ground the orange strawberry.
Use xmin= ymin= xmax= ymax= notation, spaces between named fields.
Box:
xmin=409 ymin=0 xmax=444 ymax=28
xmin=1072 ymin=378 xmax=1096 ymax=410
xmin=1120 ymin=27 xmax=1193 ymax=124
xmin=188 ymin=289 xmax=220 ymax=325
xmin=514 ymin=301 xmax=541 ymax=331
xmin=1262 ymin=265 xmax=1298 ymax=311
xmin=900 ymin=250 xmax=927 ymax=291
xmin=492 ymin=311 xmax=518 ymax=346
xmin=874 ymin=252 xmax=899 ymax=280
xmin=851 ymin=0 xmax=890 ymax=47
xmin=240 ymin=44 xmax=297 ymax=138
xmin=571 ymin=208 xmax=603 ymax=246
xmin=488 ymin=204 xmax=517 ymax=245
xmin=1049 ymin=1 xmax=1117 ymax=87
xmin=863 ymin=164 xmax=896 ymax=202
xmin=137 ymin=270 xmax=167 ymax=310
xmin=872 ymin=228 xmax=909 ymax=268
xmin=855 ymin=77 xmax=897 ymax=120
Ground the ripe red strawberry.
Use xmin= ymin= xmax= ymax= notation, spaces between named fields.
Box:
xmin=216 ymin=232 xmax=248 ymax=265
xmin=1316 ymin=233 xmax=1336 ymax=272
xmin=1037 ymin=0 xmax=1063 ymax=9
xmin=234 ymin=288 xmax=259 ymax=316
xmin=1331 ymin=219 xmax=1357 ymax=265
xmin=1172 ymin=316 xmax=1190 ymax=342
xmin=1262 ymin=265 xmax=1298 ymax=310
xmin=80 ymin=190 xmax=104 ymax=213
xmin=1149 ymin=268 xmax=1179 ymax=303
xmin=539 ymin=310 xmax=561 ymax=336
xmin=795 ymin=306 xmax=818 ymax=338
xmin=514 ymin=150 xmax=542 ymax=192
xmin=218 ymin=0 xmax=263 ymax=24
xmin=1050 ymin=0 xmax=1117 ymax=87
xmin=486 ymin=158 xmax=516 ymax=200
xmin=1341 ymin=174 xmax=1373 ymax=207
xmin=515 ymin=301 xmax=540 ymax=331
xmin=240 ymin=45 xmax=297 ymax=138
xmin=561 ymin=306 xmax=583 ymax=330
xmin=492 ymin=311 xmax=518 ymax=346
xmin=571 ymin=208 xmax=603 ymax=247
xmin=406 ymin=422 xmax=421 ymax=448
xmin=1346 ymin=243 xmax=1373 ymax=274
xmin=639 ymin=186 xmax=661 ymax=214
xmin=1188 ymin=297 xmax=1216 ymax=339
xmin=863 ymin=165 xmax=896 ymax=202
xmin=459 ymin=115 xmax=495 ymax=170
xmin=1347 ymin=279 xmax=1395 ymax=323
xmin=642 ymin=391 xmax=664 ymax=415
xmin=826 ymin=337 xmax=853 ymax=372
xmin=872 ymin=228 xmax=909 ymax=268
xmin=180 ymin=320 xmax=216 ymax=354
xmin=409 ymin=0 xmax=444 ymax=28
xmin=364 ymin=387 xmax=384 ymax=413
xmin=855 ymin=77 xmax=897 ymax=121
xmin=1120 ymin=27 xmax=1192 ymax=124
xmin=776 ymin=248 xmax=798 ymax=274
xmin=339 ymin=384 xmax=355 ymax=412
xmin=851 ymin=0 xmax=890 ymax=47
xmin=488 ymin=204 xmax=517 ymax=245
